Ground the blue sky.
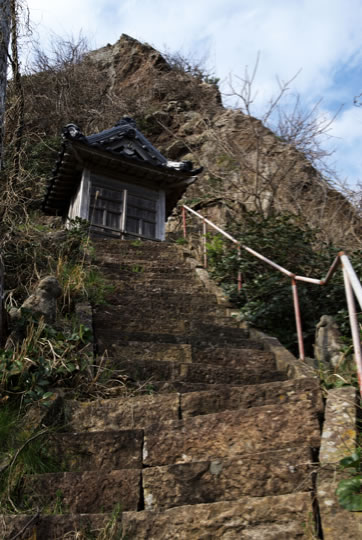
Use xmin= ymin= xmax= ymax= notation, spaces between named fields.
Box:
xmin=26 ymin=0 xmax=362 ymax=189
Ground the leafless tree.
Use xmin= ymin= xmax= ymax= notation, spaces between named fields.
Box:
xmin=173 ymin=59 xmax=361 ymax=248
xmin=0 ymin=0 xmax=11 ymax=170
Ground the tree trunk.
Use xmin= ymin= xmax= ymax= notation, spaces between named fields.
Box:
xmin=0 ymin=0 xmax=11 ymax=171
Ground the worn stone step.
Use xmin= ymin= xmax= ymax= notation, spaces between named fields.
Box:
xmin=66 ymin=392 xmax=180 ymax=432
xmin=100 ymin=267 xmax=197 ymax=283
xmin=0 ymin=513 xmax=115 ymax=540
xmin=181 ymin=377 xmax=324 ymax=418
xmin=94 ymin=316 xmax=245 ymax=337
xmin=193 ymin=346 xmax=273 ymax=367
xmin=103 ymin=290 xmax=219 ymax=307
xmin=102 ymin=358 xmax=286 ymax=387
xmin=97 ymin=330 xmax=263 ymax=351
xmin=143 ymin=446 xmax=314 ymax=511
xmin=102 ymin=277 xmax=205 ymax=293
xmin=94 ymin=239 xmax=181 ymax=257
xmin=97 ymin=260 xmax=193 ymax=272
xmin=130 ymin=380 xmax=257 ymax=394
xmin=66 ymin=378 xmax=320 ymax=433
xmin=143 ymin=401 xmax=320 ymax=466
xmin=102 ymin=342 xmax=193 ymax=363
xmin=101 ymin=277 xmax=206 ymax=296
xmin=100 ymin=342 xmax=272 ymax=368
xmin=47 ymin=429 xmax=143 ymax=471
xmin=94 ymin=302 xmax=227 ymax=319
xmin=99 ymin=298 xmax=226 ymax=316
xmin=122 ymin=492 xmax=314 ymax=539
xmin=66 ymin=378 xmax=321 ymax=432
xmin=23 ymin=469 xmax=141 ymax=513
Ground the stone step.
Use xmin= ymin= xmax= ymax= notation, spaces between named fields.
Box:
xmin=97 ymin=341 xmax=271 ymax=364
xmin=143 ymin=401 xmax=320 ymax=466
xmin=143 ymin=446 xmax=314 ymax=511
xmin=102 ymin=342 xmax=193 ymax=363
xmin=100 ymin=299 xmax=226 ymax=316
xmin=103 ymin=290 xmax=219 ymax=307
xmin=97 ymin=330 xmax=263 ymax=351
xmin=23 ymin=469 xmax=141 ymax=513
xmin=102 ymin=358 xmax=286 ymax=387
xmin=0 ymin=513 xmax=114 ymax=540
xmin=181 ymin=377 xmax=323 ymax=418
xmin=66 ymin=378 xmax=321 ymax=432
xmin=95 ymin=252 xmax=183 ymax=264
xmin=193 ymin=346 xmax=272 ymax=367
xmin=94 ymin=301 xmax=227 ymax=319
xmin=103 ymin=277 xmax=206 ymax=293
xmin=122 ymin=492 xmax=314 ymax=539
xmin=99 ymin=342 xmax=272 ymax=368
xmin=96 ymin=260 xmax=193 ymax=273
xmin=93 ymin=239 xmax=181 ymax=257
xmin=47 ymin=429 xmax=143 ymax=471
xmin=94 ymin=315 xmax=245 ymax=336
xmin=66 ymin=392 xmax=180 ymax=432
xmin=100 ymin=267 xmax=197 ymax=283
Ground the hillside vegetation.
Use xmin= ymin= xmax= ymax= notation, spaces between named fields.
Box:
xmin=0 ymin=33 xmax=361 ymax=370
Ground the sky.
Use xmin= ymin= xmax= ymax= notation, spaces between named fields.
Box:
xmin=25 ymin=0 xmax=362 ymax=189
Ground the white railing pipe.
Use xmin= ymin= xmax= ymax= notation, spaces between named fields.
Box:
xmin=343 ymin=268 xmax=362 ymax=398
xmin=341 ymin=254 xmax=362 ymax=310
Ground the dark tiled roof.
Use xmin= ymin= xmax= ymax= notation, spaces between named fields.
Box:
xmin=43 ymin=117 xmax=203 ymax=217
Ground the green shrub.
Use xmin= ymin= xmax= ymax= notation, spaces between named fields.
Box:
xmin=206 ymin=212 xmax=361 ymax=356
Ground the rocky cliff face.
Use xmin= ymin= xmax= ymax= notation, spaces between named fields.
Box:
xmin=21 ymin=34 xmax=361 ymax=248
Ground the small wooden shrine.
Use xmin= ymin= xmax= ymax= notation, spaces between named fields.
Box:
xmin=43 ymin=118 xmax=202 ymax=240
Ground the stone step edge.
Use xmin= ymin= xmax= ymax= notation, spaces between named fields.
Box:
xmin=121 ymin=491 xmax=316 ymax=538
xmin=60 ymin=400 xmax=319 ymax=440
xmin=24 ymin=444 xmax=316 ymax=478
xmin=0 ymin=513 xmax=119 ymax=540
xmin=65 ymin=376 xmax=320 ymax=410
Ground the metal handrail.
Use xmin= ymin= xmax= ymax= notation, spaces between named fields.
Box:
xmin=182 ymin=204 xmax=362 ymax=397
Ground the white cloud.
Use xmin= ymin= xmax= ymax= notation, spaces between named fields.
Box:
xmin=25 ymin=0 xmax=362 ymax=185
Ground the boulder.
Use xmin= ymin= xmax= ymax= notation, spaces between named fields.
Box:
xmin=21 ymin=276 xmax=62 ymax=324
xmin=314 ymin=315 xmax=344 ymax=368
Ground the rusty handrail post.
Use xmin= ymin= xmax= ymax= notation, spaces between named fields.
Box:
xmin=182 ymin=206 xmax=187 ymax=239
xmin=202 ymin=220 xmax=207 ymax=269
xmin=291 ymin=277 xmax=305 ymax=360
xmin=237 ymin=245 xmax=242 ymax=292
xmin=342 ymin=267 xmax=362 ymax=398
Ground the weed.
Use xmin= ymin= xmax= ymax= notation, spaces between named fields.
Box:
xmin=0 ymin=405 xmax=61 ymax=512
xmin=0 ymin=311 xmax=93 ymax=405
xmin=302 ymin=511 xmax=319 ymax=539
xmin=130 ymin=239 xmax=142 ymax=248
xmin=175 ymin=237 xmax=187 ymax=246
xmin=131 ymin=265 xmax=144 ymax=274
xmin=336 ymin=448 xmax=362 ymax=511
xmin=52 ymin=489 xmax=65 ymax=514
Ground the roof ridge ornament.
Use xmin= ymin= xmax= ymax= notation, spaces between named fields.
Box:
xmin=62 ymin=124 xmax=85 ymax=141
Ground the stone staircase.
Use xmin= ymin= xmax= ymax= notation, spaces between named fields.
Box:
xmin=2 ymin=239 xmax=323 ymax=539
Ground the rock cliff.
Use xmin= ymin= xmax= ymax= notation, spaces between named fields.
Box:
xmin=19 ymin=34 xmax=360 ymax=248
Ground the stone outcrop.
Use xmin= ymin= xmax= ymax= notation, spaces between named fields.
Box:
xmin=314 ymin=314 xmax=344 ymax=368
xmin=20 ymin=34 xmax=361 ymax=248
xmin=317 ymin=387 xmax=362 ymax=539
xmin=85 ymin=36 xmax=361 ymax=247
xmin=0 ymin=239 xmax=325 ymax=539
xmin=16 ymin=276 xmax=61 ymax=324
